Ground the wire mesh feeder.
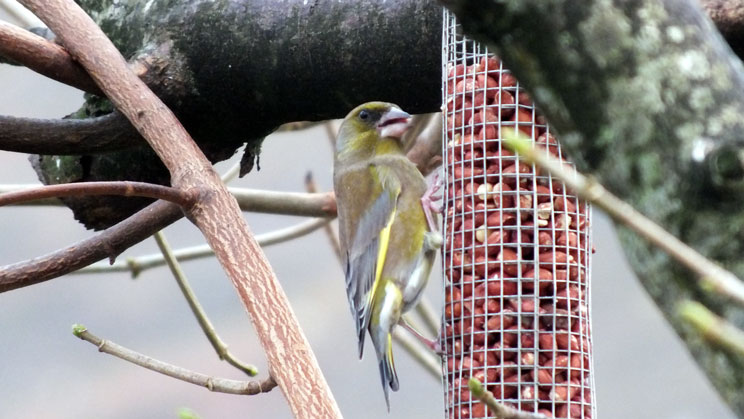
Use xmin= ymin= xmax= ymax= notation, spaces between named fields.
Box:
xmin=441 ymin=11 xmax=595 ymax=419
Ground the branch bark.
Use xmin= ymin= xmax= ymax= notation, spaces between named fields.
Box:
xmin=0 ymin=181 xmax=195 ymax=207
xmin=18 ymin=0 xmax=341 ymax=416
xmin=0 ymin=111 xmax=139 ymax=155
xmin=441 ymin=0 xmax=744 ymax=414
xmin=0 ymin=20 xmax=101 ymax=94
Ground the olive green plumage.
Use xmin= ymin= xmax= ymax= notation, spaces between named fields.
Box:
xmin=333 ymin=102 xmax=441 ymax=409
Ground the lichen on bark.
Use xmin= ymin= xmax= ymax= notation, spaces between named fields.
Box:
xmin=442 ymin=0 xmax=744 ymax=414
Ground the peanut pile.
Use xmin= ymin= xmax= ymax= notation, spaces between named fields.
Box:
xmin=442 ymin=56 xmax=593 ymax=419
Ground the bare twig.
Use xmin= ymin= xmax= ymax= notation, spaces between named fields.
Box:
xmin=403 ymin=113 xmax=433 ymax=152
xmin=229 ymin=188 xmax=336 ymax=217
xmin=71 ymin=324 xmax=276 ymax=395
xmin=505 ymin=136 xmax=744 ymax=307
xmin=0 ymin=181 xmax=196 ymax=208
xmin=22 ymin=1 xmax=340 ymax=415
xmin=76 ymin=218 xmax=331 ymax=276
xmin=304 ymin=172 xmax=342 ymax=263
xmin=0 ymin=200 xmax=182 ymax=292
xmin=468 ymin=377 xmax=548 ymax=419
xmin=405 ymin=113 xmax=443 ymax=176
xmin=0 ymin=189 xmax=336 ymax=291
xmin=0 ymin=20 xmax=100 ymax=93
xmin=0 ymin=0 xmax=43 ymax=30
xmin=392 ymin=328 xmax=441 ymax=381
xmin=414 ymin=298 xmax=440 ymax=337
xmin=0 ymin=111 xmax=139 ymax=155
xmin=323 ymin=121 xmax=339 ymax=148
xmin=220 ymin=161 xmax=242 ymax=184
xmin=153 ymin=232 xmax=259 ymax=376
xmin=678 ymin=301 xmax=744 ymax=357
xmin=276 ymin=120 xmax=326 ymax=132
xmin=0 ymin=183 xmax=337 ymax=216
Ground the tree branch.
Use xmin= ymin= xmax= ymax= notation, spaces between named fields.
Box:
xmin=72 ymin=325 xmax=276 ymax=395
xmin=0 ymin=181 xmax=195 ymax=208
xmin=468 ymin=378 xmax=548 ymax=419
xmin=0 ymin=200 xmax=182 ymax=291
xmin=0 ymin=186 xmax=337 ymax=291
xmin=679 ymin=300 xmax=744 ymax=357
xmin=20 ymin=0 xmax=340 ymax=416
xmin=505 ymin=136 xmax=744 ymax=306
xmin=153 ymin=231 xmax=258 ymax=377
xmin=229 ymin=188 xmax=336 ymax=218
xmin=0 ymin=20 xmax=101 ymax=94
xmin=0 ymin=111 xmax=140 ymax=155
xmin=74 ymin=218 xmax=331 ymax=277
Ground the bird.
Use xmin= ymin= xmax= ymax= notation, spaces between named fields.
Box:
xmin=333 ymin=101 xmax=442 ymax=409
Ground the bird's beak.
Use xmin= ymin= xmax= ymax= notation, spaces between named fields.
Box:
xmin=377 ymin=107 xmax=411 ymax=139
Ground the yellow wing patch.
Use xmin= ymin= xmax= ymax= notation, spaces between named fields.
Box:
xmin=367 ymin=206 xmax=396 ymax=314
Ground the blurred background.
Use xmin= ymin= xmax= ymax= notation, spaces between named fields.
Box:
xmin=0 ymin=4 xmax=736 ymax=419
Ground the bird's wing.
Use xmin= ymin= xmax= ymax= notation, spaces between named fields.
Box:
xmin=338 ymin=164 xmax=401 ymax=358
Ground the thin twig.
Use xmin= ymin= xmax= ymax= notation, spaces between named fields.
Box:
xmin=0 ymin=184 xmax=337 ymax=216
xmin=403 ymin=113 xmax=433 ymax=153
xmin=76 ymin=218 xmax=331 ymax=276
xmin=405 ymin=112 xmax=443 ymax=176
xmin=276 ymin=120 xmax=326 ymax=132
xmin=392 ymin=328 xmax=441 ymax=381
xmin=0 ymin=20 xmax=100 ymax=93
xmin=504 ymin=135 xmax=744 ymax=307
xmin=153 ymin=231 xmax=259 ymax=376
xmin=414 ymin=297 xmax=441 ymax=337
xmin=323 ymin=121 xmax=338 ymax=149
xmin=304 ymin=172 xmax=342 ymax=263
xmin=23 ymin=0 xmax=339 ymax=413
xmin=468 ymin=378 xmax=548 ymax=419
xmin=71 ymin=324 xmax=276 ymax=395
xmin=0 ymin=0 xmax=42 ymax=30
xmin=229 ymin=188 xmax=336 ymax=217
xmin=678 ymin=300 xmax=744 ymax=357
xmin=220 ymin=161 xmax=242 ymax=183
xmin=0 ymin=181 xmax=196 ymax=208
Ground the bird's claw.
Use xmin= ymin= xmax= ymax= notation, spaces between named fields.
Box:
xmin=421 ymin=173 xmax=444 ymax=232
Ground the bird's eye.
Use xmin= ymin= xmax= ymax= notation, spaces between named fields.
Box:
xmin=359 ymin=110 xmax=369 ymax=121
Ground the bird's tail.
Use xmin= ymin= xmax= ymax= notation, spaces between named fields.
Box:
xmin=378 ymin=333 xmax=399 ymax=410
xmin=370 ymin=281 xmax=402 ymax=410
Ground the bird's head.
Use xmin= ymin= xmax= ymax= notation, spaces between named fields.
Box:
xmin=336 ymin=102 xmax=412 ymax=160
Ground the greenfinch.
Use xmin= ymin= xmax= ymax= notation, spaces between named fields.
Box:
xmin=333 ymin=102 xmax=442 ymax=409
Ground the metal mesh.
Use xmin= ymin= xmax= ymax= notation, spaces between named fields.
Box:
xmin=441 ymin=10 xmax=595 ymax=419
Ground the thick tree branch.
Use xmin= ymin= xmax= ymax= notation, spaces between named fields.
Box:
xmin=0 ymin=20 xmax=101 ymax=94
xmin=0 ymin=111 xmax=140 ymax=155
xmin=0 ymin=200 xmax=182 ymax=291
xmin=19 ymin=1 xmax=340 ymax=417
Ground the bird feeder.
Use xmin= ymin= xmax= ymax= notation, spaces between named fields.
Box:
xmin=441 ymin=11 xmax=595 ymax=419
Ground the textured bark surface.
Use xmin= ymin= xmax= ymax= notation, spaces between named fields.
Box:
xmin=23 ymin=0 xmax=441 ymax=229
xmin=442 ymin=0 xmax=744 ymax=415
xmin=7 ymin=0 xmax=744 ymax=230
xmin=20 ymin=0 xmax=342 ymax=416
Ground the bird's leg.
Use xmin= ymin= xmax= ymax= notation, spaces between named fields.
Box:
xmin=421 ymin=173 xmax=443 ymax=232
xmin=399 ymin=318 xmax=443 ymax=356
